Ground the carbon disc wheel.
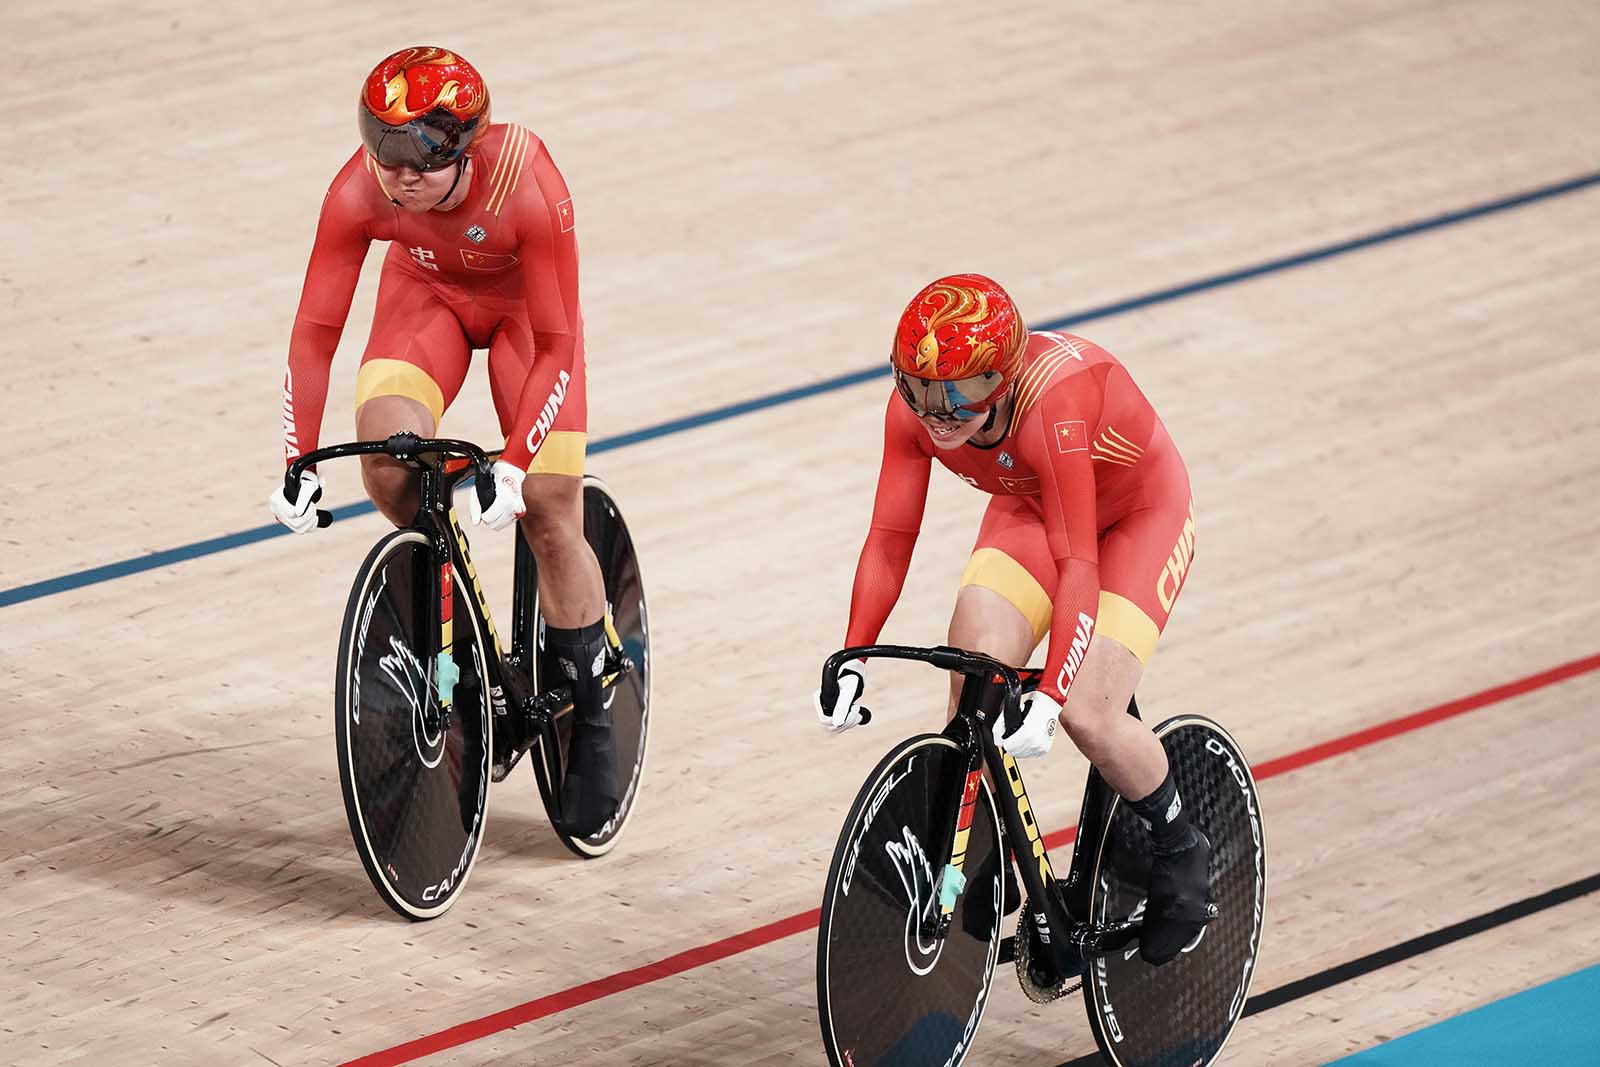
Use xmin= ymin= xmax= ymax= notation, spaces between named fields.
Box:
xmin=335 ymin=530 xmax=492 ymax=920
xmin=530 ymin=477 xmax=650 ymax=858
xmin=1083 ymin=716 xmax=1267 ymax=1067
xmin=818 ymin=734 xmax=1005 ymax=1067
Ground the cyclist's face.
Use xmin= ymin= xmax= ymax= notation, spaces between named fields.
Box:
xmin=919 ymin=411 xmax=987 ymax=450
xmin=374 ymin=160 xmax=462 ymax=213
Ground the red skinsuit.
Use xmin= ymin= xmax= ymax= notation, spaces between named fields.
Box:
xmin=845 ymin=331 xmax=1196 ymax=702
xmin=280 ymin=123 xmax=583 ymax=474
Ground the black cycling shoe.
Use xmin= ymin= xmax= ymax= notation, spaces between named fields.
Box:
xmin=558 ymin=716 xmax=619 ymax=837
xmin=546 ymin=621 xmax=619 ymax=838
xmin=1139 ymin=826 xmax=1217 ymax=965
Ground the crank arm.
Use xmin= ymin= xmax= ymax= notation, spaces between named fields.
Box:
xmin=1073 ymin=919 xmax=1143 ymax=956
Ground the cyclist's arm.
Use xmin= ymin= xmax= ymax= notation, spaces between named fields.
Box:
xmin=844 ymin=397 xmax=933 ymax=645
xmin=500 ymin=140 xmax=583 ymax=473
xmin=1021 ymin=378 xmax=1105 ymax=702
xmin=282 ymin=155 xmax=375 ymax=464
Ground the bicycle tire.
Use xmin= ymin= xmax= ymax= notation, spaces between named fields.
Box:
xmin=529 ymin=476 xmax=651 ymax=858
xmin=335 ymin=529 xmax=492 ymax=920
xmin=818 ymin=734 xmax=1005 ymax=1067
xmin=1082 ymin=715 xmax=1267 ymax=1067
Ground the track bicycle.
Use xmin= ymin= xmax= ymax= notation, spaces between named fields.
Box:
xmin=283 ymin=431 xmax=650 ymax=920
xmin=815 ymin=644 xmax=1265 ymax=1067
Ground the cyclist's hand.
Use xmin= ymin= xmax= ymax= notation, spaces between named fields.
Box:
xmin=994 ymin=689 xmax=1059 ymax=759
xmin=815 ymin=657 xmax=871 ymax=732
xmin=268 ymin=470 xmax=324 ymax=535
xmin=469 ymin=460 xmax=527 ymax=532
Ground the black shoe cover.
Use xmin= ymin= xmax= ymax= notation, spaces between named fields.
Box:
xmin=559 ymin=717 xmax=618 ymax=838
xmin=547 ymin=620 xmax=619 ymax=839
xmin=1140 ymin=827 xmax=1217 ymax=965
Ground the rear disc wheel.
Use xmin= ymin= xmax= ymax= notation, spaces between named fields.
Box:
xmin=1083 ymin=716 xmax=1267 ymax=1067
xmin=528 ymin=476 xmax=650 ymax=857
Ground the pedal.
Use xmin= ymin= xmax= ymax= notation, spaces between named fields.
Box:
xmin=998 ymin=935 xmax=1017 ymax=965
xmin=490 ymin=694 xmax=535 ymax=782
xmin=599 ymin=646 xmax=633 ymax=688
xmin=491 ymin=745 xmax=526 ymax=783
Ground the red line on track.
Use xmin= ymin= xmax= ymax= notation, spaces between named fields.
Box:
xmin=341 ymin=651 xmax=1600 ymax=1067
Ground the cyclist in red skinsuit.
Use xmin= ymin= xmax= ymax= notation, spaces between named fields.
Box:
xmin=267 ymin=48 xmax=616 ymax=837
xmin=817 ymin=275 xmax=1211 ymax=965
xmin=283 ymin=124 xmax=585 ymax=476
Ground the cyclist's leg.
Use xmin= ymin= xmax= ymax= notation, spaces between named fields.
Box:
xmin=1054 ymin=637 xmax=1161 ymax=797
xmin=1051 ymin=438 xmax=1195 ymax=792
xmin=949 ymin=497 xmax=1056 ymax=927
xmin=485 ymin=318 xmax=604 ymax=625
xmin=1087 ymin=450 xmax=1207 ymax=962
xmin=488 ymin=319 xmax=612 ymax=835
xmin=947 ymin=495 xmax=1053 ymax=714
xmin=955 ymin=497 xmax=1159 ymax=784
xmin=353 ymin=265 xmax=472 ymax=525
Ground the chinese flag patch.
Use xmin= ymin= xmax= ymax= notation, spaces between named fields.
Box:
xmin=961 ymin=773 xmax=981 ymax=805
xmin=459 ymin=249 xmax=520 ymax=272
xmin=1054 ymin=420 xmax=1088 ymax=453
xmin=556 ymin=198 xmax=575 ymax=233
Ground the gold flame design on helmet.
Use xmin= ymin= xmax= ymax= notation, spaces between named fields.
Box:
xmin=369 ymin=48 xmax=487 ymax=124
xmin=914 ymin=284 xmax=994 ymax=376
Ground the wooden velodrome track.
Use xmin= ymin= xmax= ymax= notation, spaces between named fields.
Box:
xmin=5 ymin=2 xmax=1598 ymax=1064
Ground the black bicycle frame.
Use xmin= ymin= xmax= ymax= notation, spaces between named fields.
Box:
xmin=285 ymin=433 xmax=575 ymax=742
xmin=820 ymin=644 xmax=1140 ymax=981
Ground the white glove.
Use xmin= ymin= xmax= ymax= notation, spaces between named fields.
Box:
xmin=268 ymin=470 xmax=324 ymax=535
xmin=468 ymin=460 xmax=527 ymax=531
xmin=994 ymin=689 xmax=1059 ymax=759
xmin=815 ymin=657 xmax=871 ymax=732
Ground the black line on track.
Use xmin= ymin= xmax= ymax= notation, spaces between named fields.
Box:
xmin=1054 ymin=870 xmax=1600 ymax=1067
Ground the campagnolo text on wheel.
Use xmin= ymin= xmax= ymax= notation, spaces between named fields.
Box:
xmin=812 ymin=275 xmax=1267 ymax=1065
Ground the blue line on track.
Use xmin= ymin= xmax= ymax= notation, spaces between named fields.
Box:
xmin=4 ymin=170 xmax=1598 ymax=610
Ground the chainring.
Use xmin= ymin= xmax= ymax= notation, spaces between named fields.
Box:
xmin=1014 ymin=905 xmax=1082 ymax=1004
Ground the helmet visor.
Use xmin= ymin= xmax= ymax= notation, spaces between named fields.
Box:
xmin=359 ymin=105 xmax=479 ymax=172
xmin=894 ymin=367 xmax=1005 ymax=421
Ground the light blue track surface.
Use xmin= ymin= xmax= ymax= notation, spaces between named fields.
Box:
xmin=1325 ymin=964 xmax=1600 ymax=1066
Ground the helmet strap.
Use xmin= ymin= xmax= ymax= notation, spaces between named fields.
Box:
xmin=434 ymin=157 xmax=469 ymax=208
xmin=971 ymin=389 xmax=1014 ymax=447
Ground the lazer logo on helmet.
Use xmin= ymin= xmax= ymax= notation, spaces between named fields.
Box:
xmin=1054 ymin=611 xmax=1096 ymax=696
xmin=524 ymin=369 xmax=572 ymax=454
